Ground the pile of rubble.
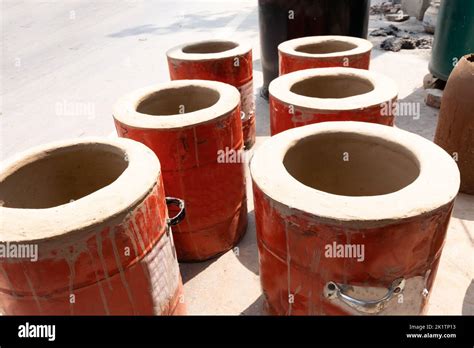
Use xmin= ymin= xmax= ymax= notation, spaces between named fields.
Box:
xmin=370 ymin=1 xmax=409 ymax=22
xmin=370 ymin=24 xmax=433 ymax=52
xmin=370 ymin=1 xmax=401 ymax=16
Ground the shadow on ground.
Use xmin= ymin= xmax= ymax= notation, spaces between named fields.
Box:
xmin=255 ymin=91 xmax=270 ymax=137
xmin=462 ymin=280 xmax=474 ymax=315
xmin=370 ymin=47 xmax=389 ymax=60
xmin=453 ymin=193 xmax=474 ymax=248
xmin=395 ymin=86 xmax=439 ymax=141
xmin=453 ymin=193 xmax=474 ymax=222
xmin=178 ymin=257 xmax=218 ymax=284
xmin=252 ymin=56 xmax=272 ymax=137
xmin=252 ymin=58 xmax=262 ymax=73
xmin=235 ymin=210 xmax=260 ymax=275
xmin=179 ymin=210 xmax=260 ymax=282
xmin=108 ymin=9 xmax=258 ymax=38
xmin=240 ymin=294 xmax=265 ymax=315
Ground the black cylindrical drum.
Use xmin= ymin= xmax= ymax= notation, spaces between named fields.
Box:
xmin=258 ymin=0 xmax=370 ymax=98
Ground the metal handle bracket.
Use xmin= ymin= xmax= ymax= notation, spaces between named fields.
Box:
xmin=324 ymin=278 xmax=406 ymax=314
xmin=165 ymin=197 xmax=186 ymax=227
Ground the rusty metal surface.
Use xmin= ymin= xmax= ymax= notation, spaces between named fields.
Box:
xmin=0 ymin=180 xmax=184 ymax=315
xmin=115 ymin=107 xmax=248 ymax=262
xmin=168 ymin=48 xmax=256 ymax=149
xmin=269 ymin=96 xmax=395 ymax=135
xmin=279 ymin=50 xmax=370 ymax=75
xmin=253 ymin=183 xmax=455 ymax=315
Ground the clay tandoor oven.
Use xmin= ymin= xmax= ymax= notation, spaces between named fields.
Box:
xmin=250 ymin=122 xmax=460 ymax=315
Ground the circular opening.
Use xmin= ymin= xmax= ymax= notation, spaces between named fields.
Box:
xmin=182 ymin=41 xmax=238 ymax=54
xmin=466 ymin=54 xmax=474 ymax=63
xmin=136 ymin=86 xmax=220 ymax=115
xmin=0 ymin=144 xmax=128 ymax=209
xmin=290 ymin=75 xmax=374 ymax=99
xmin=283 ymin=132 xmax=420 ymax=196
xmin=294 ymin=40 xmax=358 ymax=54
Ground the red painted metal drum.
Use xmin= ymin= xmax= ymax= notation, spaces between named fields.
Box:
xmin=279 ymin=36 xmax=372 ymax=75
xmin=113 ymin=80 xmax=247 ymax=262
xmin=269 ymin=67 xmax=398 ymax=135
xmin=250 ymin=122 xmax=460 ymax=315
xmin=167 ymin=40 xmax=256 ymax=149
xmin=0 ymin=138 xmax=186 ymax=315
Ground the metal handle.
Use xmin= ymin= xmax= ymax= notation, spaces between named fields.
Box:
xmin=324 ymin=278 xmax=405 ymax=314
xmin=165 ymin=197 xmax=186 ymax=226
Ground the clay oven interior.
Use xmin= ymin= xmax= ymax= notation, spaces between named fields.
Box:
xmin=294 ymin=40 xmax=358 ymax=54
xmin=136 ymin=86 xmax=220 ymax=115
xmin=182 ymin=41 xmax=238 ymax=54
xmin=0 ymin=144 xmax=128 ymax=209
xmin=283 ymin=132 xmax=420 ymax=196
xmin=290 ymin=75 xmax=375 ymax=99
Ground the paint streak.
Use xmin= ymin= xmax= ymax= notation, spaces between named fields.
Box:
xmin=87 ymin=250 xmax=110 ymax=315
xmin=252 ymin=183 xmax=454 ymax=315
xmin=110 ymin=227 xmax=137 ymax=315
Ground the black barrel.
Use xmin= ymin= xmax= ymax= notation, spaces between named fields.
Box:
xmin=258 ymin=0 xmax=370 ymax=98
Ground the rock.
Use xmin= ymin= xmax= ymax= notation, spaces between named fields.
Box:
xmin=416 ymin=37 xmax=433 ymax=49
xmin=374 ymin=22 xmax=434 ymax=52
xmin=381 ymin=37 xmax=403 ymax=51
xmin=380 ymin=37 xmax=414 ymax=51
xmin=385 ymin=12 xmax=410 ymax=22
xmin=370 ymin=1 xmax=402 ymax=15
xmin=401 ymin=38 xmax=417 ymax=49
xmin=370 ymin=24 xmax=400 ymax=36
xmin=370 ymin=29 xmax=389 ymax=37
xmin=423 ymin=74 xmax=436 ymax=89
xmin=380 ymin=36 xmax=433 ymax=51
xmin=425 ymin=88 xmax=443 ymax=108
xmin=423 ymin=73 xmax=446 ymax=89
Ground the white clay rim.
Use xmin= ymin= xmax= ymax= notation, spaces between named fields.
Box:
xmin=279 ymin=35 xmax=372 ymax=59
xmin=167 ymin=39 xmax=251 ymax=61
xmin=113 ymin=80 xmax=241 ymax=129
xmin=250 ymin=121 xmax=460 ymax=228
xmin=0 ymin=138 xmax=160 ymax=243
xmin=269 ymin=67 xmax=398 ymax=111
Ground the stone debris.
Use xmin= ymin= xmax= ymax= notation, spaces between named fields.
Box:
xmin=423 ymin=73 xmax=446 ymax=90
xmin=381 ymin=37 xmax=412 ymax=51
xmin=380 ymin=36 xmax=433 ymax=52
xmin=370 ymin=2 xmax=402 ymax=16
xmin=385 ymin=11 xmax=410 ymax=22
xmin=425 ymin=88 xmax=443 ymax=109
xmin=370 ymin=24 xmax=401 ymax=37
xmin=370 ymin=1 xmax=409 ymax=22
xmin=371 ymin=24 xmax=433 ymax=52
xmin=416 ymin=37 xmax=432 ymax=49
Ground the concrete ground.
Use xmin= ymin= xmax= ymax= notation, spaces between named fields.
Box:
xmin=1 ymin=0 xmax=472 ymax=315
